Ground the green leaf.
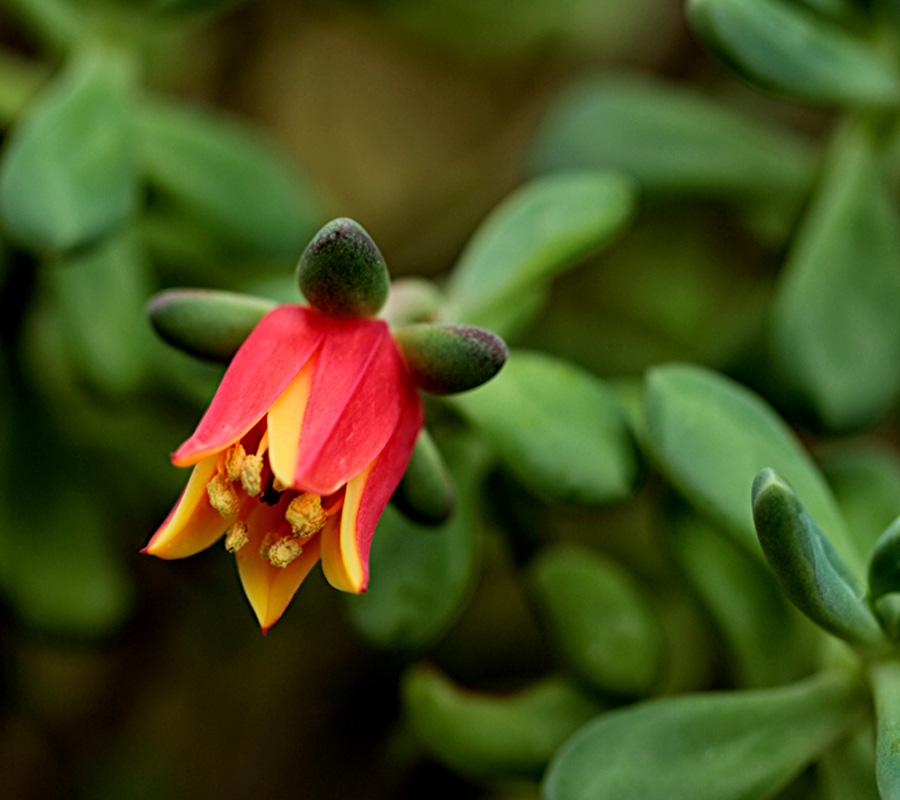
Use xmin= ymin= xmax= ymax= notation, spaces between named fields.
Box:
xmin=821 ymin=440 xmax=900 ymax=558
xmin=530 ymin=73 xmax=816 ymax=203
xmin=671 ymin=512 xmax=816 ymax=688
xmin=391 ymin=428 xmax=456 ymax=526
xmin=448 ymin=350 xmax=639 ymax=505
xmin=344 ymin=436 xmax=487 ymax=652
xmin=0 ymin=45 xmax=138 ymax=252
xmin=146 ymin=288 xmax=277 ymax=363
xmin=687 ymin=0 xmax=900 ymax=106
xmin=48 ymin=232 xmax=151 ymax=395
xmin=528 ymin=545 xmax=662 ymax=695
xmin=444 ymin=172 xmax=636 ymax=328
xmin=543 ymin=671 xmax=865 ymax=800
xmin=869 ymin=660 xmax=900 ymax=800
xmin=867 ymin=518 xmax=900 ymax=624
xmin=645 ymin=364 xmax=855 ymax=568
xmin=752 ymin=468 xmax=886 ymax=649
xmin=403 ymin=666 xmax=599 ymax=781
xmin=770 ymin=122 xmax=900 ymax=430
xmin=136 ymin=96 xmax=320 ymax=258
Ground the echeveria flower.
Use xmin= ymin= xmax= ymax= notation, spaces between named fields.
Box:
xmin=144 ymin=304 xmax=423 ymax=630
xmin=144 ymin=218 xmax=507 ymax=631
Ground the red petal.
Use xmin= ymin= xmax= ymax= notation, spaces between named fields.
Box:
xmin=143 ymin=455 xmax=232 ymax=559
xmin=173 ymin=305 xmax=326 ymax=466
xmin=291 ymin=318 xmax=408 ymax=495
xmin=320 ymin=383 xmax=423 ymax=592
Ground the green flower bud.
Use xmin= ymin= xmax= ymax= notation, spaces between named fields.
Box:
xmin=392 ymin=323 xmax=508 ymax=395
xmin=296 ymin=218 xmax=389 ymax=319
xmin=146 ymin=289 xmax=276 ymax=362
xmin=392 ymin=428 xmax=456 ymax=525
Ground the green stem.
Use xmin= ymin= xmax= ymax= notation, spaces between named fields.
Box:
xmin=869 ymin=659 xmax=900 ymax=799
xmin=2 ymin=0 xmax=84 ymax=53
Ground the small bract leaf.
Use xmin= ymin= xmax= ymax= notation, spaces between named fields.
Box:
xmin=403 ymin=665 xmax=599 ymax=781
xmin=770 ymin=122 xmax=900 ymax=431
xmin=391 ymin=428 xmax=455 ymax=526
xmin=296 ymin=218 xmax=389 ymax=319
xmin=528 ymin=545 xmax=663 ymax=696
xmin=645 ymin=364 xmax=856 ymax=570
xmin=687 ymin=0 xmax=900 ymax=106
xmin=752 ymin=468 xmax=886 ymax=649
xmin=380 ymin=277 xmax=443 ymax=325
xmin=393 ymin=323 xmax=507 ymax=395
xmin=0 ymin=45 xmax=138 ymax=252
xmin=445 ymin=172 xmax=636 ymax=328
xmin=543 ymin=671 xmax=865 ymax=800
xmin=448 ymin=351 xmax=639 ymax=505
xmin=146 ymin=288 xmax=276 ymax=362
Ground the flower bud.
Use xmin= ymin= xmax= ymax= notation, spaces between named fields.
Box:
xmin=392 ymin=323 xmax=508 ymax=395
xmin=296 ymin=218 xmax=389 ymax=319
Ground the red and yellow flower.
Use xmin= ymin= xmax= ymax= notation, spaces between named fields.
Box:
xmin=143 ymin=303 xmax=423 ymax=631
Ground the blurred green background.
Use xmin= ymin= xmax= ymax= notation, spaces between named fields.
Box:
xmin=0 ymin=0 xmax=869 ymax=797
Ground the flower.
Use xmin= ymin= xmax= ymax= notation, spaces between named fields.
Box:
xmin=143 ymin=303 xmax=423 ymax=631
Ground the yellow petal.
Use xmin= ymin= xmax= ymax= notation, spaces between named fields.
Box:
xmin=267 ymin=355 xmax=317 ymax=490
xmin=235 ymin=497 xmax=322 ymax=631
xmin=144 ymin=455 xmax=231 ymax=559
xmin=320 ymin=461 xmax=375 ymax=593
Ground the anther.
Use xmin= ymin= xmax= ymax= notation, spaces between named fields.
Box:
xmin=207 ymin=473 xmax=240 ymax=517
xmin=267 ymin=536 xmax=304 ymax=568
xmin=224 ymin=521 xmax=249 ymax=553
xmin=241 ymin=454 xmax=264 ymax=497
xmin=225 ymin=444 xmax=246 ymax=482
xmin=258 ymin=531 xmax=279 ymax=560
xmin=285 ymin=493 xmax=328 ymax=538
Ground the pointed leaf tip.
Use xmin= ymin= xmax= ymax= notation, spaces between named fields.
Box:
xmin=393 ymin=324 xmax=508 ymax=395
xmin=146 ymin=288 xmax=276 ymax=361
xmin=296 ymin=218 xmax=389 ymax=319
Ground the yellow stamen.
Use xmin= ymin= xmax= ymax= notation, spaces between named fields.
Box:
xmin=285 ymin=493 xmax=328 ymax=538
xmin=267 ymin=536 xmax=304 ymax=568
xmin=224 ymin=521 xmax=249 ymax=553
xmin=225 ymin=444 xmax=246 ymax=482
xmin=241 ymin=454 xmax=264 ymax=497
xmin=207 ymin=473 xmax=240 ymax=518
xmin=272 ymin=477 xmax=288 ymax=493
xmin=256 ymin=430 xmax=269 ymax=458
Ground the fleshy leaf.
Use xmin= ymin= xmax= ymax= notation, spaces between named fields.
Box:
xmin=379 ymin=277 xmax=443 ymax=326
xmin=870 ymin=660 xmax=900 ymax=800
xmin=687 ymin=0 xmax=900 ymax=106
xmin=770 ymin=122 xmax=900 ymax=430
xmin=752 ymin=468 xmax=886 ymax=649
xmin=821 ymin=440 xmax=900 ymax=559
xmin=819 ymin=726 xmax=881 ymax=800
xmin=393 ymin=323 xmax=507 ymax=394
xmin=671 ymin=512 xmax=816 ymax=688
xmin=403 ymin=666 xmax=599 ymax=781
xmin=867 ymin=517 xmax=900 ymax=607
xmin=137 ymin=96 xmax=320 ymax=258
xmin=445 ymin=172 xmax=636 ymax=329
xmin=544 ymin=671 xmax=865 ymax=800
xmin=344 ymin=435 xmax=487 ymax=651
xmin=296 ymin=218 xmax=389 ymax=319
xmin=147 ymin=288 xmax=277 ymax=362
xmin=0 ymin=45 xmax=137 ymax=252
xmin=528 ymin=545 xmax=662 ymax=695
xmin=645 ymin=364 xmax=856 ymax=569
xmin=448 ymin=350 xmax=639 ymax=505
xmin=530 ymin=73 xmax=815 ymax=204
xmin=391 ymin=428 xmax=456 ymax=526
